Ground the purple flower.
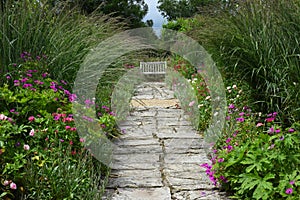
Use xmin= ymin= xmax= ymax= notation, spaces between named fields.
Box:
xmin=275 ymin=129 xmax=281 ymax=133
xmin=42 ymin=73 xmax=48 ymax=78
xmin=228 ymin=104 xmax=235 ymax=109
xmin=23 ymin=83 xmax=33 ymax=88
xmin=26 ymin=73 xmax=32 ymax=77
xmin=288 ymin=128 xmax=295 ymax=132
xmin=239 ymin=112 xmax=245 ymax=116
xmin=279 ymin=136 xmax=284 ymax=141
xmin=220 ymin=175 xmax=228 ymax=183
xmin=289 ymin=180 xmax=295 ymax=185
xmin=236 ymin=117 xmax=245 ymax=122
xmin=21 ymin=78 xmax=29 ymax=83
xmin=6 ymin=75 xmax=11 ymax=79
xmin=61 ymin=80 xmax=67 ymax=85
xmin=285 ymin=188 xmax=293 ymax=194
xmin=226 ymin=138 xmax=232 ymax=143
xmin=227 ymin=145 xmax=233 ymax=151
xmin=268 ymin=127 xmax=275 ymax=134
xmin=218 ymin=158 xmax=224 ymax=163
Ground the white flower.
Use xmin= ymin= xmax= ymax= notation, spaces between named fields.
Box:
xmin=198 ymin=104 xmax=204 ymax=108
xmin=228 ymin=89 xmax=232 ymax=93
xmin=226 ymin=86 xmax=231 ymax=90
xmin=238 ymin=90 xmax=243 ymax=94
xmin=232 ymin=85 xmax=237 ymax=89
xmin=205 ymin=96 xmax=211 ymax=100
xmin=236 ymin=95 xmax=240 ymax=98
xmin=0 ymin=114 xmax=8 ymax=120
xmin=24 ymin=144 xmax=30 ymax=151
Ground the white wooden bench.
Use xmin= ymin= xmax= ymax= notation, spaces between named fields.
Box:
xmin=140 ymin=61 xmax=167 ymax=75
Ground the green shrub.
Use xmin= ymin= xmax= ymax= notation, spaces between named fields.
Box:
xmin=217 ymin=0 xmax=300 ymax=123
xmin=0 ymin=1 xmax=122 ymax=85
xmin=0 ymin=56 xmax=116 ymax=199
xmin=201 ymin=104 xmax=300 ymax=199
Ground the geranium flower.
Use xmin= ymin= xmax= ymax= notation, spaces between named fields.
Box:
xmin=29 ymin=129 xmax=35 ymax=136
xmin=10 ymin=182 xmax=17 ymax=190
xmin=285 ymin=188 xmax=293 ymax=194
xmin=24 ymin=144 xmax=30 ymax=151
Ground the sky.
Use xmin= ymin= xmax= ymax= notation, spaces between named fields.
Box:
xmin=142 ymin=0 xmax=167 ymax=29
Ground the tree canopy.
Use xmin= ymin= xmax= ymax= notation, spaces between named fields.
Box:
xmin=0 ymin=0 xmax=149 ymax=28
xmin=157 ymin=0 xmax=239 ymax=20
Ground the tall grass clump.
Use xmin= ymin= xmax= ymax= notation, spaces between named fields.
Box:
xmin=218 ymin=0 xmax=300 ymax=124
xmin=0 ymin=1 xmax=123 ymax=85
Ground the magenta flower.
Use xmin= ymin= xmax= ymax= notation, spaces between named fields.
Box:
xmin=70 ymin=127 xmax=76 ymax=131
xmin=288 ymin=128 xmax=295 ymax=132
xmin=28 ymin=116 xmax=35 ymax=122
xmin=236 ymin=117 xmax=245 ymax=122
xmin=239 ymin=112 xmax=245 ymax=116
xmin=285 ymin=188 xmax=293 ymax=194
xmin=226 ymin=138 xmax=232 ymax=143
xmin=275 ymin=129 xmax=281 ymax=133
xmin=10 ymin=182 xmax=17 ymax=190
xmin=218 ymin=158 xmax=224 ymax=163
xmin=265 ymin=117 xmax=275 ymax=123
xmin=268 ymin=127 xmax=275 ymax=134
xmin=228 ymin=104 xmax=235 ymax=109
xmin=65 ymin=125 xmax=71 ymax=130
xmin=289 ymin=180 xmax=295 ymax=185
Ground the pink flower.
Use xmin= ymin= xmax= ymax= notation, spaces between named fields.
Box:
xmin=239 ymin=112 xmax=245 ymax=116
xmin=218 ymin=158 xmax=224 ymax=163
xmin=275 ymin=129 xmax=281 ymax=133
xmin=65 ymin=125 xmax=71 ymax=130
xmin=189 ymin=101 xmax=195 ymax=107
xmin=70 ymin=127 xmax=77 ymax=132
xmin=285 ymin=188 xmax=293 ymax=194
xmin=256 ymin=122 xmax=264 ymax=127
xmin=69 ymin=140 xmax=73 ymax=145
xmin=23 ymin=144 xmax=30 ymax=151
xmin=289 ymin=180 xmax=295 ymax=185
xmin=10 ymin=182 xmax=17 ymax=190
xmin=228 ymin=104 xmax=235 ymax=109
xmin=29 ymin=129 xmax=35 ymax=136
xmin=265 ymin=117 xmax=275 ymax=123
xmin=226 ymin=138 xmax=232 ymax=143
xmin=28 ymin=116 xmax=35 ymax=122
xmin=79 ymin=138 xmax=85 ymax=143
xmin=236 ymin=117 xmax=245 ymax=122
xmin=268 ymin=127 xmax=275 ymax=134
xmin=288 ymin=128 xmax=295 ymax=132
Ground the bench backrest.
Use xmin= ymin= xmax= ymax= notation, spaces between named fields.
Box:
xmin=140 ymin=61 xmax=167 ymax=75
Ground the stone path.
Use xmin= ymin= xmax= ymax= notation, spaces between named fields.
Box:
xmin=102 ymin=82 xmax=229 ymax=200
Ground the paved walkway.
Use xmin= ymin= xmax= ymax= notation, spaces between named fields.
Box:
xmin=102 ymin=82 xmax=229 ymax=200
